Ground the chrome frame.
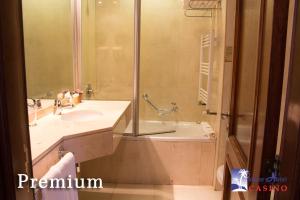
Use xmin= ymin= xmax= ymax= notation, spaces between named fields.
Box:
xmin=132 ymin=0 xmax=141 ymax=136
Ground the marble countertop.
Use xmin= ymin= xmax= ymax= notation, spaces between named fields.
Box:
xmin=30 ymin=100 xmax=131 ymax=163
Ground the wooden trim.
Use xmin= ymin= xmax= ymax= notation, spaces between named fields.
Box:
xmin=247 ymin=0 xmax=267 ymax=172
xmin=228 ymin=0 xmax=240 ymax=137
xmin=223 ymin=0 xmax=289 ymax=199
xmin=228 ymin=0 xmax=267 ymax=167
xmin=258 ymin=0 xmax=290 ymax=195
xmin=224 ymin=152 xmax=246 ymax=200
xmin=0 ymin=0 xmax=34 ymax=199
xmin=223 ymin=136 xmax=247 ymax=200
xmin=226 ymin=136 xmax=247 ymax=169
xmin=276 ymin=0 xmax=300 ymax=199
xmin=0 ymin=62 xmax=16 ymax=200
xmin=222 ymin=162 xmax=231 ymax=200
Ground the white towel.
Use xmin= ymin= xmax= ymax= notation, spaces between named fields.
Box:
xmin=41 ymin=152 xmax=78 ymax=200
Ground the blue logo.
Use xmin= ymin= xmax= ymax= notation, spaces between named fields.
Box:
xmin=231 ymin=169 xmax=249 ymax=192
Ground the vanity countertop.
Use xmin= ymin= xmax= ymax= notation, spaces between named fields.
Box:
xmin=29 ymin=100 xmax=131 ymax=164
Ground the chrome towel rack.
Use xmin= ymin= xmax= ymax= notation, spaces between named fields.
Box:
xmin=58 ymin=146 xmax=74 ymax=160
xmin=184 ymin=0 xmax=221 ymax=18
xmin=198 ymin=32 xmax=214 ymax=109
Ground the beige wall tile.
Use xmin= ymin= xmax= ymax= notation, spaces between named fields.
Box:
xmin=80 ymin=138 xmax=216 ymax=185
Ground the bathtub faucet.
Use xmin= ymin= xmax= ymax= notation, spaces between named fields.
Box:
xmin=142 ymin=93 xmax=178 ymax=116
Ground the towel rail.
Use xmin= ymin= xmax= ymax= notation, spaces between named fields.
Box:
xmin=198 ymin=32 xmax=214 ymax=108
xmin=58 ymin=146 xmax=74 ymax=160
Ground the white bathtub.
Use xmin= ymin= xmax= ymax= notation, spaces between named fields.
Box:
xmin=124 ymin=120 xmax=215 ymax=141
xmin=81 ymin=120 xmax=216 ymax=185
xmin=83 ymin=120 xmax=216 ymax=185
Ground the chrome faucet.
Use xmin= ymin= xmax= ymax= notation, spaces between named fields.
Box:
xmin=53 ymin=91 xmax=75 ymax=115
xmin=53 ymin=99 xmax=63 ymax=115
xmin=27 ymin=98 xmax=42 ymax=109
xmin=85 ymin=83 xmax=94 ymax=99
xmin=28 ymin=99 xmax=42 ymax=126
xmin=171 ymin=102 xmax=179 ymax=112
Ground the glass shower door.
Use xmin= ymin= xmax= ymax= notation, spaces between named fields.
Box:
xmin=80 ymin=0 xmax=218 ymax=136
xmin=81 ymin=0 xmax=134 ymax=101
xmin=138 ymin=0 xmax=213 ymax=135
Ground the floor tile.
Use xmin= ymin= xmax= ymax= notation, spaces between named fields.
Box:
xmin=153 ymin=185 xmax=173 ymax=200
xmin=79 ymin=183 xmax=115 ymax=200
xmin=112 ymin=184 xmax=154 ymax=200
xmin=172 ymin=185 xmax=222 ymax=200
xmin=79 ymin=184 xmax=222 ymax=200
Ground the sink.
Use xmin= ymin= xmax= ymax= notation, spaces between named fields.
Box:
xmin=61 ymin=110 xmax=103 ymax=122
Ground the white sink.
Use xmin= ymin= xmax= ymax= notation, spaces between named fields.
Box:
xmin=61 ymin=110 xmax=103 ymax=122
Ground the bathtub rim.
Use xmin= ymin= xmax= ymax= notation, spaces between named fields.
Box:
xmin=123 ymin=120 xmax=216 ymax=142
xmin=121 ymin=134 xmax=216 ymax=142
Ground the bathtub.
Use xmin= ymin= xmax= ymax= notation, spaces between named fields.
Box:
xmin=124 ymin=120 xmax=215 ymax=141
xmin=80 ymin=120 xmax=216 ymax=185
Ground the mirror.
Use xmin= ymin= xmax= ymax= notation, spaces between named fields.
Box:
xmin=22 ymin=0 xmax=74 ymax=99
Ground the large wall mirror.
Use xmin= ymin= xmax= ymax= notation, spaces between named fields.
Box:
xmin=22 ymin=0 xmax=74 ymax=99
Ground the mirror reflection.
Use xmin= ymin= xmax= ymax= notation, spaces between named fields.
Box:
xmin=22 ymin=0 xmax=74 ymax=99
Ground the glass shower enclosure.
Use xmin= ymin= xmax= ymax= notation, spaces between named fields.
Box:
xmin=81 ymin=0 xmax=218 ymax=136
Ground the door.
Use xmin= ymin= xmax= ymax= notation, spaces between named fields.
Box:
xmin=276 ymin=0 xmax=300 ymax=199
xmin=222 ymin=0 xmax=289 ymax=199
xmin=0 ymin=0 xmax=34 ymax=199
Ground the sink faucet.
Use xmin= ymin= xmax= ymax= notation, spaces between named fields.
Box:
xmin=53 ymin=94 xmax=75 ymax=115
xmin=85 ymin=83 xmax=94 ymax=99
xmin=53 ymin=99 xmax=63 ymax=115
xmin=28 ymin=98 xmax=42 ymax=109
xmin=28 ymin=99 xmax=42 ymax=126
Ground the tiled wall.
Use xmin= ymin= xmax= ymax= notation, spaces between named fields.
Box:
xmin=22 ymin=0 xmax=74 ymax=98
xmin=82 ymin=0 xmax=220 ymax=124
xmin=80 ymin=138 xmax=216 ymax=185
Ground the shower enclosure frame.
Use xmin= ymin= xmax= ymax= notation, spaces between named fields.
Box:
xmin=73 ymin=0 xmax=142 ymax=136
xmin=132 ymin=0 xmax=141 ymax=136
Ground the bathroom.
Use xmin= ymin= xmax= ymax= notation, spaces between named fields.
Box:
xmin=1 ymin=0 xmax=297 ymax=199
xmin=22 ymin=0 xmax=225 ymax=199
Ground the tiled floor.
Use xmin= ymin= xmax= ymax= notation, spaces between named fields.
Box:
xmin=79 ymin=183 xmax=222 ymax=200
